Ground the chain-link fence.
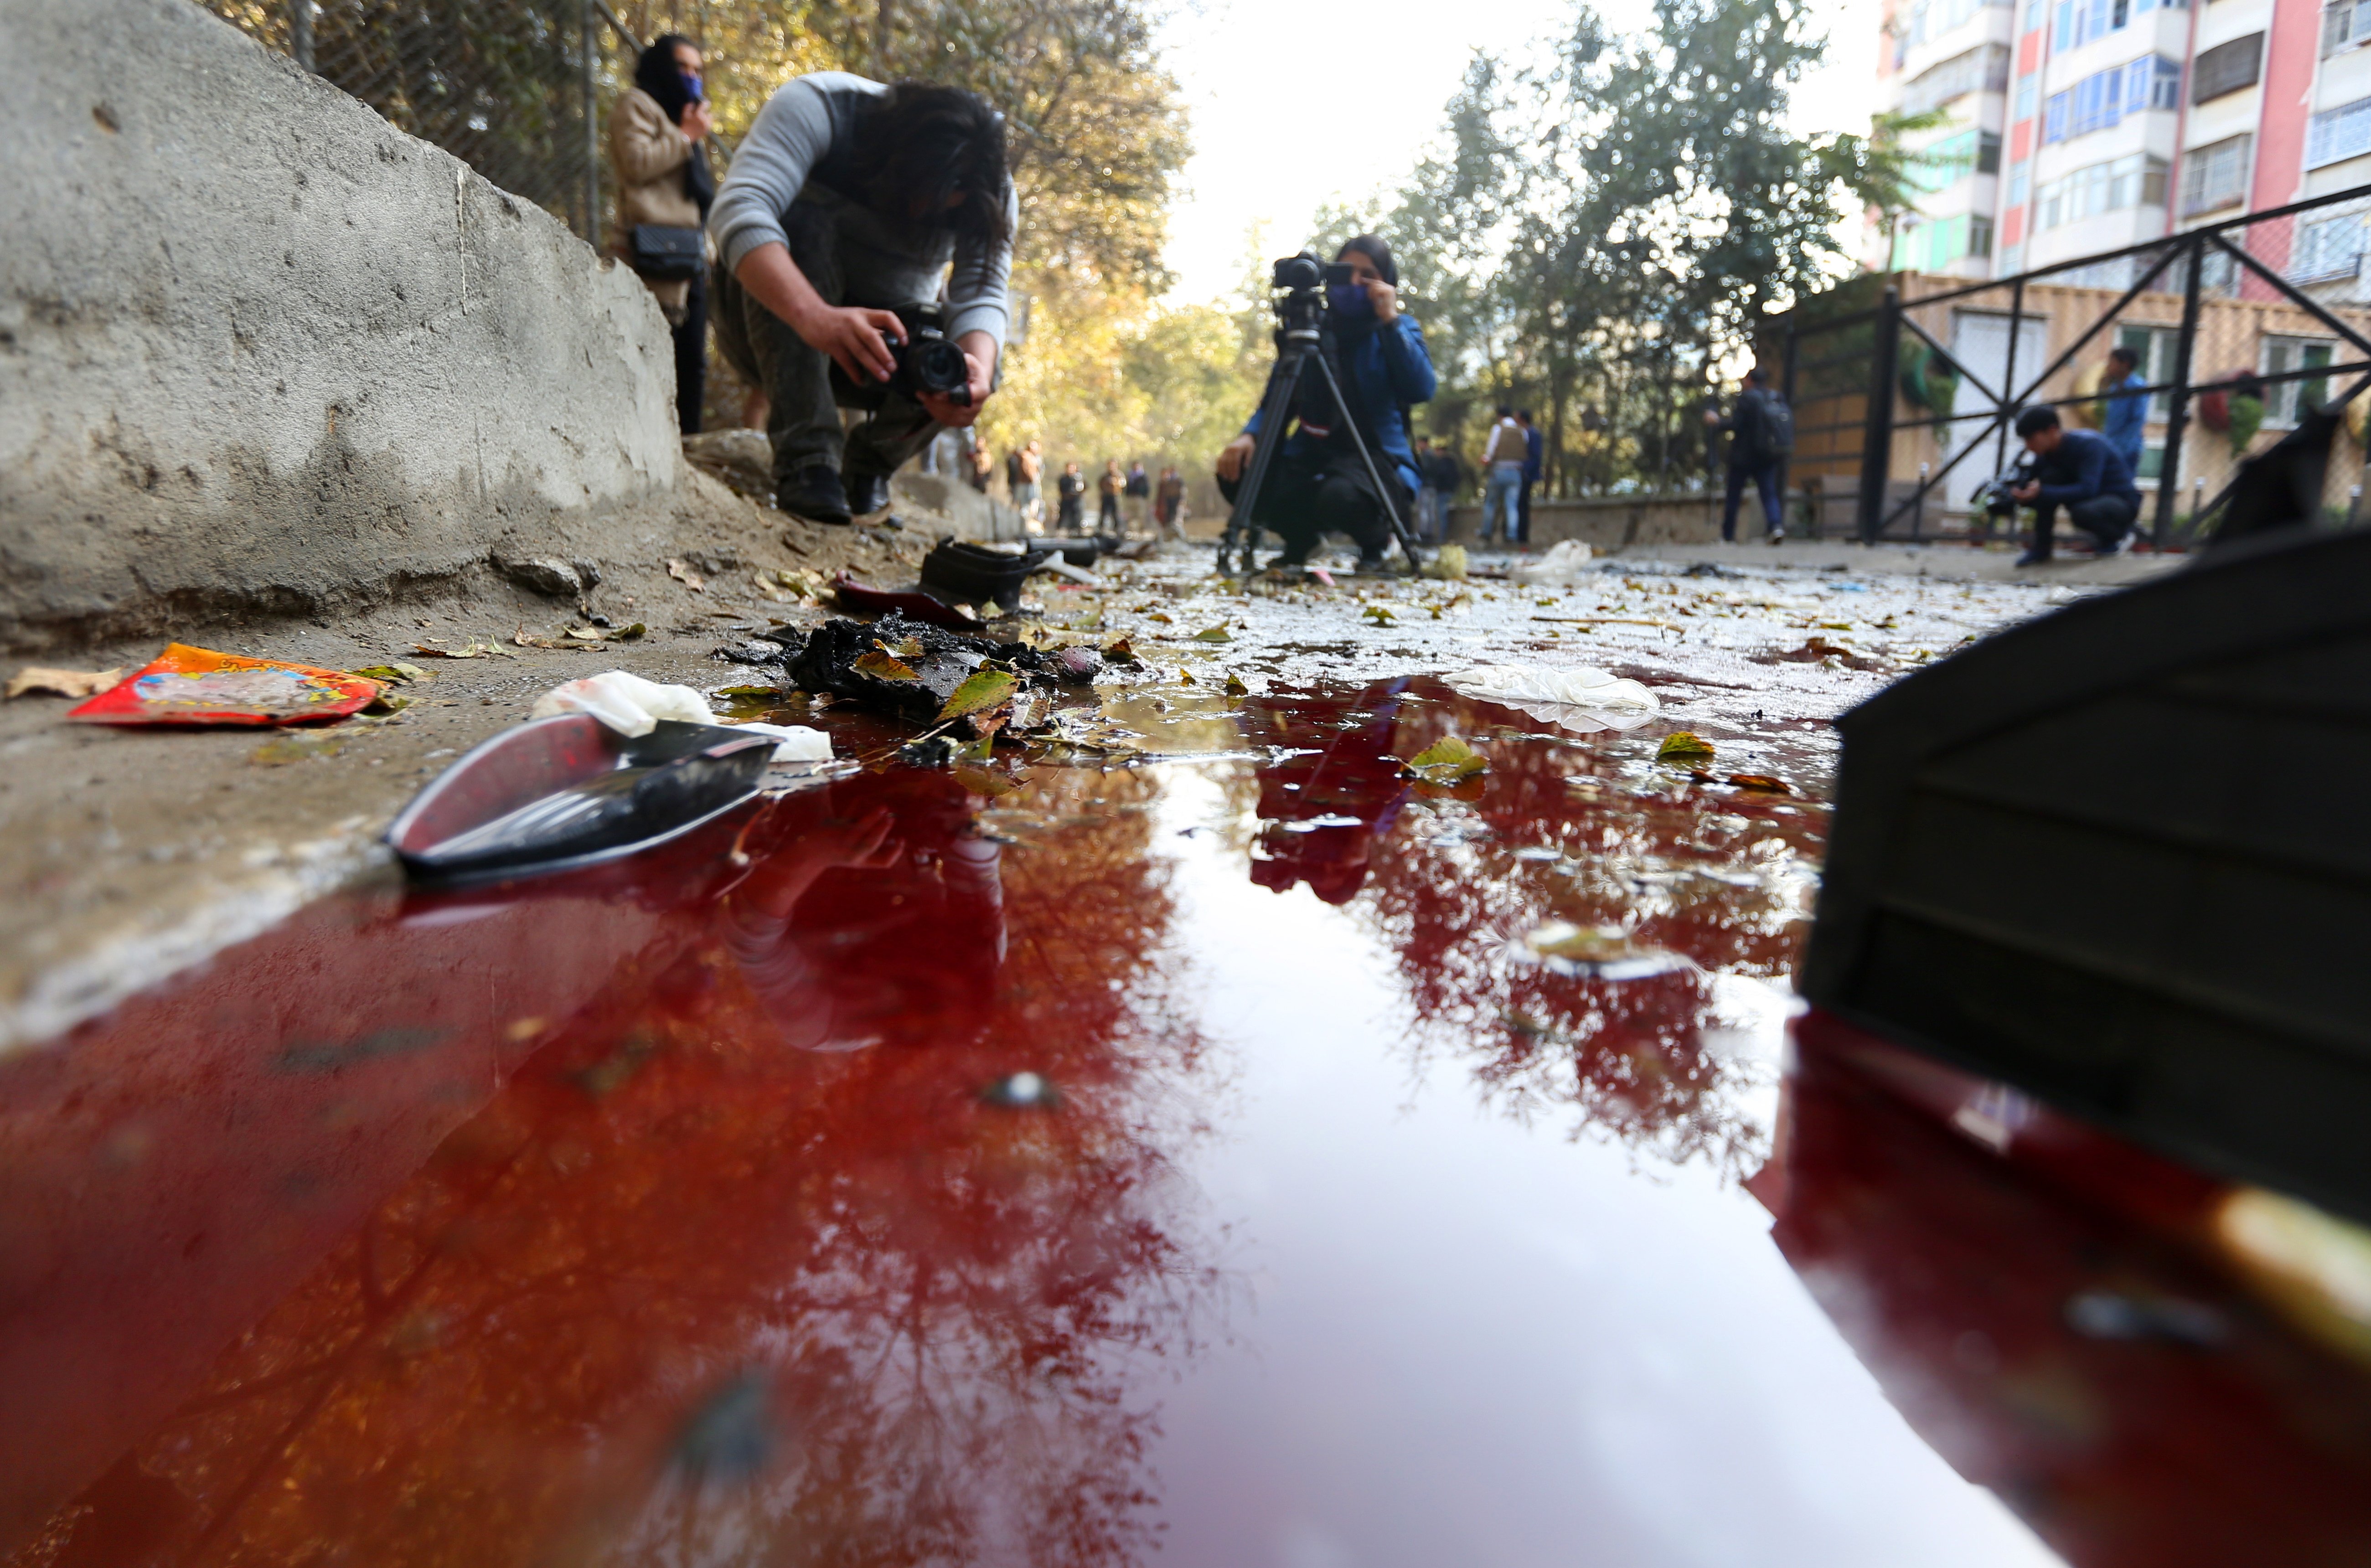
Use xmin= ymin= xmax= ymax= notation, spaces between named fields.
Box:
xmin=1784 ymin=183 xmax=2371 ymax=550
xmin=198 ymin=0 xmax=656 ymax=242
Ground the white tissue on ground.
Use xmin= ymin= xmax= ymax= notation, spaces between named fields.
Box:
xmin=1441 ymin=663 xmax=1660 ymax=734
xmin=728 ymin=721 xmax=835 ymax=762
xmin=529 ymin=671 xmax=718 ymax=737
xmin=1511 ymin=539 xmax=1596 ymax=585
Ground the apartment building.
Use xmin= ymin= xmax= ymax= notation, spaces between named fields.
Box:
xmin=1872 ymin=0 xmax=2371 ymax=287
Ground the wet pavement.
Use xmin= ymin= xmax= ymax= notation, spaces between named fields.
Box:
xmin=5 ymin=548 xmax=2369 ymax=1565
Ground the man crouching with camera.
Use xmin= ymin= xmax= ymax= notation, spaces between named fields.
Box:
xmin=1214 ymin=237 xmax=1438 ymax=571
xmin=709 ymin=74 xmax=1015 ymax=525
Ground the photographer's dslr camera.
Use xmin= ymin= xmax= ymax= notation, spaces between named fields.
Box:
xmin=884 ymin=303 xmax=971 ymax=406
xmin=1973 ymin=454 xmax=2036 ymax=520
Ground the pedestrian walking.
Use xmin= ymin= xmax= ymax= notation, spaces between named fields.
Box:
xmin=1056 ymin=460 xmax=1087 ymax=534
xmin=1478 ymin=405 xmax=1525 ymax=546
xmin=1124 ymin=460 xmax=1151 ymax=533
xmin=967 ymin=440 xmax=993 ymax=492
xmin=1155 ymin=465 xmax=1187 ymax=540
xmin=2102 ymin=345 xmax=2147 ymax=478
xmin=1098 ymin=459 xmax=1125 ymax=534
xmin=1517 ymin=410 xmax=1543 ymax=547
xmin=610 ymin=34 xmax=715 ymax=436
xmin=1704 ymin=367 xmax=1792 ymax=544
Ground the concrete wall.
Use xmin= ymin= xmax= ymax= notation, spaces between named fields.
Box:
xmin=0 ymin=0 xmax=684 ymax=650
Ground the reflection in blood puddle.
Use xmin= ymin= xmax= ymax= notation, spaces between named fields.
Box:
xmin=1 ymin=678 xmax=2364 ymax=1565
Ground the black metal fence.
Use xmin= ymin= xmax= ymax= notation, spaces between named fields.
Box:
xmin=1780 ymin=182 xmax=2371 ymax=550
xmin=199 ymin=0 xmax=664 ymax=243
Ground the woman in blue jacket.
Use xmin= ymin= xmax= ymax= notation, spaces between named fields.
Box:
xmin=1214 ymin=235 xmax=1438 ymax=570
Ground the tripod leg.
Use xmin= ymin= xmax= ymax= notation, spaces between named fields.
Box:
xmin=1308 ymin=351 xmax=1425 ymax=574
xmin=1221 ymin=344 xmax=1310 ymax=575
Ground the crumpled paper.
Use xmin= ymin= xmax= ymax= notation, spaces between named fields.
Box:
xmin=530 ymin=672 xmax=834 ymax=762
xmin=531 ymin=671 xmax=716 ymax=736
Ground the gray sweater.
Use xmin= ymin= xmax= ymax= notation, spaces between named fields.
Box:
xmin=708 ymin=72 xmax=1017 ymax=346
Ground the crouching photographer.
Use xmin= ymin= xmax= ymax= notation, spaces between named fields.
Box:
xmin=1214 ymin=236 xmax=1438 ymax=571
xmin=2006 ymin=404 xmax=2142 ymax=566
xmin=709 ymin=73 xmax=1017 ymax=525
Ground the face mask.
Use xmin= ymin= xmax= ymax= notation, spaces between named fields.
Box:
xmin=680 ymin=71 xmax=704 ymax=103
xmin=1328 ymin=283 xmax=1374 ymax=320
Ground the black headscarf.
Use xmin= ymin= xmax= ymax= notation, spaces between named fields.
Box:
xmin=635 ymin=34 xmax=714 ymax=217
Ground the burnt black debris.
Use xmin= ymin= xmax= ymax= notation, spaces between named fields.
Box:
xmin=786 ymin=613 xmax=1100 ymax=725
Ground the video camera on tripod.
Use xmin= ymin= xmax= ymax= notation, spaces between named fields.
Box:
xmin=1214 ymin=252 xmax=1424 ymax=576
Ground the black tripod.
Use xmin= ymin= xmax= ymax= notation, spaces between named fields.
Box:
xmin=1217 ymin=270 xmax=1425 ymax=577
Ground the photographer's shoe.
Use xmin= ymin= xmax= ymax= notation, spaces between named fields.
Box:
xmin=779 ymin=466 xmax=852 ymax=526
xmin=844 ymin=470 xmax=893 ymax=518
xmin=2014 ymin=548 xmax=2050 ymax=568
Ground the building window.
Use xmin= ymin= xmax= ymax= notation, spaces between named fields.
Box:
xmin=2035 ymin=154 xmax=2169 ymax=227
xmin=1891 ymin=214 xmax=1987 ymax=272
xmin=2009 ymin=160 xmax=2032 ymax=205
xmin=2309 ymin=95 xmax=2371 ymax=167
xmin=2016 ymin=73 xmax=2039 ymax=119
xmin=2321 ymin=0 xmax=2371 ymax=56
xmin=2054 ymin=0 xmax=2149 ymax=50
xmin=1904 ymin=44 xmax=2015 ymax=114
xmin=1902 ymin=0 xmax=2011 ymax=52
xmin=1910 ymin=128 xmax=2008 ymax=192
xmin=2191 ymin=33 xmax=2264 ymax=103
xmin=2262 ymin=336 xmax=2335 ymax=428
xmin=2293 ymin=210 xmax=2368 ymax=281
xmin=2180 ymin=134 xmax=2252 ymax=214
xmin=2043 ymin=57 xmax=2180 ymax=142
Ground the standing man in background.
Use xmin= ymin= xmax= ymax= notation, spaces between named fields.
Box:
xmin=708 ymin=72 xmax=1017 ymax=525
xmin=1705 ymin=366 xmax=1788 ymax=545
xmin=1124 ymin=460 xmax=1152 ymax=533
xmin=1013 ymin=440 xmax=1044 ymax=529
xmin=2102 ymin=345 xmax=2148 ymax=480
xmin=1155 ymin=465 xmax=1187 ymax=540
xmin=1479 ymin=406 xmax=1525 ymax=547
xmin=1056 ymin=460 xmax=1087 ymax=534
xmin=1517 ymin=410 xmax=1543 ymax=548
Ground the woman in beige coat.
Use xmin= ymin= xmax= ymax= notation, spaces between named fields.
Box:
xmin=610 ymin=35 xmax=715 ymax=434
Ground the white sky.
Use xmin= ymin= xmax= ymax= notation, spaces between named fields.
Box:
xmin=1155 ymin=0 xmax=1883 ymax=306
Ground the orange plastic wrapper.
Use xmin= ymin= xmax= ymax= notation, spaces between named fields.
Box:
xmin=66 ymin=643 xmax=380 ymax=727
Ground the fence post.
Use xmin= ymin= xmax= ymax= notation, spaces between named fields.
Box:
xmin=288 ymin=0 xmax=313 ymax=71
xmin=2155 ymin=234 xmax=2205 ymax=549
xmin=1780 ymin=322 xmax=1800 ymax=538
xmin=1857 ymin=284 xmax=1901 ymax=545
xmin=580 ymin=0 xmax=600 ymax=246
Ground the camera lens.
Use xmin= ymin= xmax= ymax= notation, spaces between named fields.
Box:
xmin=1271 ymin=255 xmax=1322 ymax=291
xmin=909 ymin=337 xmax=970 ymax=397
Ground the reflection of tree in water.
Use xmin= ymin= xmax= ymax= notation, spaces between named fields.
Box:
xmin=1288 ymin=681 xmax=1823 ymax=1177
xmin=77 ymin=769 xmax=1219 ymax=1568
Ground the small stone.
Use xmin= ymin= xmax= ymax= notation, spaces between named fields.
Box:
xmin=496 ymin=555 xmax=584 ymax=597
